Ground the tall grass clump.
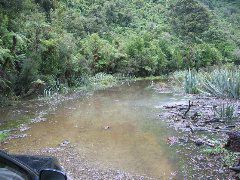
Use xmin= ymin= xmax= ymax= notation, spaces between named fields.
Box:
xmin=172 ymin=71 xmax=187 ymax=85
xmin=171 ymin=70 xmax=199 ymax=93
xmin=200 ymin=67 xmax=240 ymax=99
xmin=172 ymin=66 xmax=240 ymax=99
xmin=184 ymin=70 xmax=199 ymax=94
xmin=213 ymin=104 xmax=237 ymax=122
xmin=87 ymin=73 xmax=118 ymax=90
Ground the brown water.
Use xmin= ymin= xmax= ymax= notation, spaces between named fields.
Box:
xmin=2 ymin=81 xmax=188 ymax=178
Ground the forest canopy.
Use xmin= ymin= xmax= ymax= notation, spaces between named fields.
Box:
xmin=0 ymin=0 xmax=240 ymax=97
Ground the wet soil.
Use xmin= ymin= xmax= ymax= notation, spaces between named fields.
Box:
xmin=26 ymin=145 xmax=154 ymax=180
xmin=160 ymin=94 xmax=240 ymax=179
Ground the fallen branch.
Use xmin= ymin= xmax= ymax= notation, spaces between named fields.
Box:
xmin=190 ymin=138 xmax=215 ymax=147
xmin=183 ymin=100 xmax=192 ymax=117
xmin=204 ymin=118 xmax=223 ymax=124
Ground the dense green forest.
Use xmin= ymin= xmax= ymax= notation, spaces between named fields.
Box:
xmin=0 ymin=0 xmax=240 ymax=99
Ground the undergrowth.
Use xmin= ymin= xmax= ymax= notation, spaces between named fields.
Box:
xmin=203 ymin=145 xmax=239 ymax=167
xmin=173 ymin=66 xmax=240 ymax=99
xmin=213 ymin=104 xmax=237 ymax=122
xmin=0 ymin=131 xmax=9 ymax=143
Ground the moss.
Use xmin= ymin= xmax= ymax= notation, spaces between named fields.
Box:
xmin=202 ymin=145 xmax=240 ymax=167
xmin=202 ymin=145 xmax=226 ymax=155
xmin=0 ymin=131 xmax=9 ymax=142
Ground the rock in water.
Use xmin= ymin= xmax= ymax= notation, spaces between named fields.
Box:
xmin=225 ymin=132 xmax=240 ymax=152
xmin=104 ymin=126 xmax=110 ymax=130
xmin=60 ymin=140 xmax=70 ymax=147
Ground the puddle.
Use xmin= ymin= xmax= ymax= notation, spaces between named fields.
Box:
xmin=1 ymin=81 xmax=189 ymax=178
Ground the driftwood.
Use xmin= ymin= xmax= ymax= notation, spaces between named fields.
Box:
xmin=187 ymin=125 xmax=231 ymax=134
xmin=204 ymin=118 xmax=221 ymax=124
xmin=189 ymin=137 xmax=215 ymax=147
xmin=164 ymin=105 xmax=177 ymax=109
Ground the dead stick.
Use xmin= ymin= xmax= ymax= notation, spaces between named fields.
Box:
xmin=184 ymin=100 xmax=191 ymax=117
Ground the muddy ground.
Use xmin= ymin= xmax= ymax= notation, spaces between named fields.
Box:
xmin=159 ymin=94 xmax=240 ymax=179
xmin=25 ymin=146 xmax=153 ymax=180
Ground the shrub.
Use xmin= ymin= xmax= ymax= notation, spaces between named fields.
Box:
xmin=203 ymin=145 xmax=239 ymax=167
xmin=80 ymin=33 xmax=121 ymax=74
xmin=87 ymin=73 xmax=118 ymax=90
xmin=14 ymin=59 xmax=39 ymax=95
xmin=200 ymin=67 xmax=240 ymax=99
xmin=174 ymin=66 xmax=240 ymax=99
xmin=213 ymin=103 xmax=237 ymax=122
xmin=0 ymin=131 xmax=8 ymax=142
xmin=184 ymin=69 xmax=199 ymax=94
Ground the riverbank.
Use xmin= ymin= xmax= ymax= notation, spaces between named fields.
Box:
xmin=0 ymin=91 xmax=84 ymax=143
xmin=157 ymin=83 xmax=240 ymax=178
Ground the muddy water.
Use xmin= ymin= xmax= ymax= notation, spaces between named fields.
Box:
xmin=2 ymin=81 xmax=188 ymax=178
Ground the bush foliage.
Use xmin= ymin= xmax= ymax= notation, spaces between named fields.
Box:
xmin=175 ymin=66 xmax=240 ymax=99
xmin=0 ymin=0 xmax=240 ymax=98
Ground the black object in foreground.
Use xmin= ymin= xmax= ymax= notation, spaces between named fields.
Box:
xmin=0 ymin=150 xmax=67 ymax=180
xmin=226 ymin=131 xmax=240 ymax=152
xmin=230 ymin=166 xmax=240 ymax=174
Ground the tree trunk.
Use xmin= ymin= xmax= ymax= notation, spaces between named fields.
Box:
xmin=11 ymin=35 xmax=17 ymax=54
